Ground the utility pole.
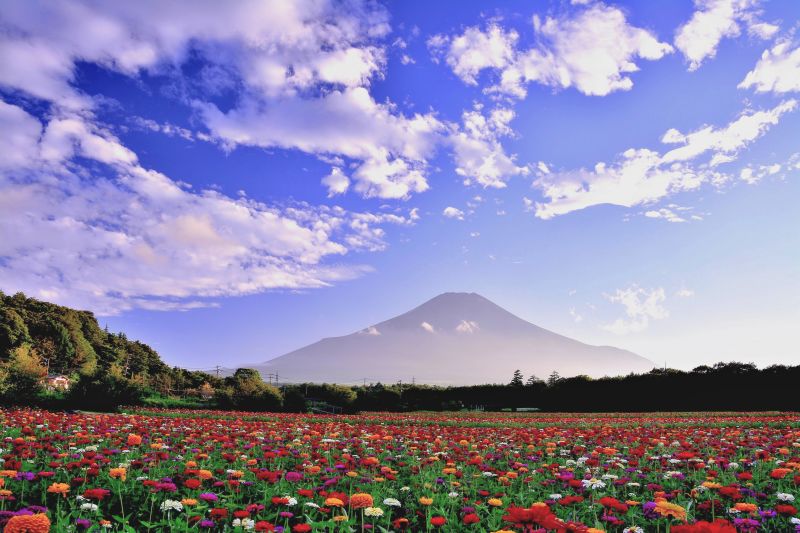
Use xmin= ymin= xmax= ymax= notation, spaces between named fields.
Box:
xmin=215 ymin=365 xmax=221 ymax=379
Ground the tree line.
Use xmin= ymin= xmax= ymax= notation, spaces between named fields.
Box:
xmin=2 ymin=291 xmax=798 ymax=412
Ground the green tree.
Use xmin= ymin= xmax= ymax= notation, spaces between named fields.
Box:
xmin=510 ymin=369 xmax=524 ymax=387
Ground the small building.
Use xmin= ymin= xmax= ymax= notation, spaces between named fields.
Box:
xmin=44 ymin=374 xmax=72 ymax=391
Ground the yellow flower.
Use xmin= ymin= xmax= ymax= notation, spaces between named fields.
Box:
xmin=419 ymin=496 xmax=433 ymax=506
xmin=487 ymin=498 xmax=503 ymax=507
xmin=346 ymin=471 xmax=358 ymax=478
xmin=333 ymin=515 xmax=348 ymax=522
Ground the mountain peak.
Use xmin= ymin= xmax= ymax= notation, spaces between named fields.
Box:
xmin=257 ymin=292 xmax=656 ymax=384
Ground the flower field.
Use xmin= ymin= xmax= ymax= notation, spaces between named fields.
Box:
xmin=1 ymin=409 xmax=799 ymax=532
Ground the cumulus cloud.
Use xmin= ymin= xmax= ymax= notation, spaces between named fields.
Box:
xmin=420 ymin=321 xmax=435 ymax=333
xmin=0 ymin=100 xmax=413 ymax=315
xmin=321 ymin=167 xmax=351 ymax=197
xmin=429 ymin=24 xmax=518 ymax=85
xmin=455 ymin=320 xmax=479 ymax=334
xmin=739 ymin=162 xmax=782 ymax=184
xmin=0 ymin=0 xmax=458 ymax=201
xmin=443 ymin=206 xmax=465 ymax=220
xmin=603 ymin=285 xmax=668 ymax=335
xmin=359 ymin=326 xmax=381 ymax=336
xmin=431 ymin=3 xmax=672 ymax=97
xmin=449 ymin=104 xmax=529 ymax=188
xmin=739 ymin=40 xmax=800 ymax=94
xmin=675 ymin=0 xmax=776 ymax=71
xmin=533 ymin=100 xmax=797 ymax=218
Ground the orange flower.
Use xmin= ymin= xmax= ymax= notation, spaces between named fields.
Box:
xmin=126 ymin=434 xmax=142 ymax=446
xmin=653 ymin=500 xmax=687 ymax=521
xmin=488 ymin=498 xmax=504 ymax=507
xmin=46 ymin=482 xmax=69 ymax=496
xmin=419 ymin=496 xmax=433 ymax=506
xmin=197 ymin=469 xmax=213 ymax=480
xmin=109 ymin=467 xmax=127 ymax=481
xmin=4 ymin=513 xmax=51 ymax=533
xmin=325 ymin=497 xmax=345 ymax=507
xmin=350 ymin=493 xmax=374 ymax=509
xmin=734 ymin=502 xmax=758 ymax=514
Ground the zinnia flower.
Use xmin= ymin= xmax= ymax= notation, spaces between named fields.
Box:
xmin=4 ymin=513 xmax=51 ymax=533
xmin=350 ymin=493 xmax=374 ymax=509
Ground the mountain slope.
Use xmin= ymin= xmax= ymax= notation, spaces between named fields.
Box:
xmin=256 ymin=292 xmax=655 ymax=385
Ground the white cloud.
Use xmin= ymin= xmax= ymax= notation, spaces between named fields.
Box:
xmin=434 ymin=3 xmax=672 ymax=98
xmin=0 ymin=0 xmax=458 ymax=201
xmin=739 ymin=40 xmax=800 ymax=94
xmin=569 ymin=307 xmax=583 ymax=323
xmin=420 ymin=321 xmax=435 ymax=333
xmin=429 ymin=24 xmax=518 ymax=85
xmin=675 ymin=0 xmax=775 ymax=71
xmin=199 ymin=88 xmax=443 ymax=200
xmin=360 ymin=326 xmax=381 ymax=336
xmin=442 ymin=206 xmax=465 ymax=220
xmin=0 ymin=101 xmax=412 ymax=315
xmin=533 ymin=100 xmax=796 ymax=218
xmin=449 ymin=104 xmax=529 ymax=188
xmin=455 ymin=320 xmax=479 ymax=334
xmin=676 ymin=288 xmax=695 ymax=298
xmin=739 ymin=162 xmax=781 ymax=184
xmin=603 ymin=285 xmax=668 ymax=334
xmin=645 ymin=207 xmax=688 ymax=223
xmin=321 ymin=167 xmax=351 ymax=196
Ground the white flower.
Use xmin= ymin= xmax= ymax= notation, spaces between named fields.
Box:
xmin=777 ymin=492 xmax=795 ymax=502
xmin=791 ymin=517 xmax=800 ymax=525
xmin=482 ymin=471 xmax=497 ymax=477
xmin=623 ymin=527 xmax=644 ymax=533
xmin=582 ymin=478 xmax=606 ymax=490
xmin=448 ymin=491 xmax=459 ymax=498
xmin=383 ymin=498 xmax=401 ymax=507
xmin=364 ymin=507 xmax=384 ymax=517
xmin=727 ymin=462 xmax=739 ymax=470
xmin=400 ymin=486 xmax=411 ymax=492
xmin=304 ymin=502 xmax=320 ymax=509
xmin=549 ymin=494 xmax=563 ymax=500
xmin=80 ymin=503 xmax=99 ymax=512
xmin=233 ymin=518 xmax=255 ymax=530
xmin=285 ymin=496 xmax=298 ymax=506
xmin=160 ymin=499 xmax=183 ymax=513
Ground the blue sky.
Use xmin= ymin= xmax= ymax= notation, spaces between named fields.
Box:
xmin=1 ymin=0 xmax=798 ymax=372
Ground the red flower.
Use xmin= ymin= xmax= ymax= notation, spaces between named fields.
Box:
xmin=502 ymin=504 xmax=563 ymax=530
xmin=599 ymin=496 xmax=629 ymax=514
xmin=462 ymin=513 xmax=480 ymax=525
xmin=292 ymin=524 xmax=312 ymax=532
xmin=775 ymin=504 xmax=797 ymax=516
xmin=210 ymin=508 xmax=228 ymax=520
xmin=255 ymin=522 xmax=276 ymax=531
xmin=82 ymin=488 xmax=110 ymax=501
xmin=184 ymin=478 xmax=201 ymax=489
xmin=671 ymin=519 xmax=737 ymax=533
xmin=430 ymin=516 xmax=447 ymax=527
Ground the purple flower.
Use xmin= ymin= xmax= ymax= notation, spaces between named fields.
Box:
xmin=75 ymin=518 xmax=92 ymax=530
xmin=199 ymin=492 xmax=218 ymax=502
xmin=285 ymin=471 xmax=303 ymax=482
